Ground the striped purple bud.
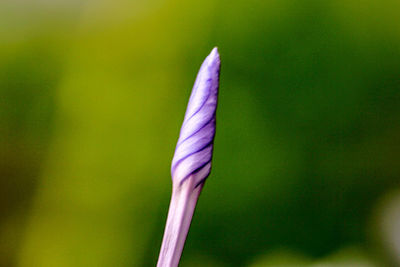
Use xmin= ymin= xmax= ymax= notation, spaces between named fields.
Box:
xmin=171 ymin=47 xmax=220 ymax=187
xmin=157 ymin=48 xmax=220 ymax=267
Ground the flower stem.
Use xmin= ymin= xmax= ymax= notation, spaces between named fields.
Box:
xmin=157 ymin=178 xmax=203 ymax=267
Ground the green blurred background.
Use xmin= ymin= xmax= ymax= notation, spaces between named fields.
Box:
xmin=1 ymin=0 xmax=400 ymax=266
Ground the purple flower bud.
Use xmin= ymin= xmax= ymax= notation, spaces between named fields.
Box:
xmin=171 ymin=47 xmax=220 ymax=187
xmin=157 ymin=48 xmax=220 ymax=267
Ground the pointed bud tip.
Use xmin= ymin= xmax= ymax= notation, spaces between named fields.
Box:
xmin=209 ymin=47 xmax=220 ymax=62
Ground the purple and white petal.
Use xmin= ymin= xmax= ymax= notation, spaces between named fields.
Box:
xmin=171 ymin=47 xmax=220 ymax=187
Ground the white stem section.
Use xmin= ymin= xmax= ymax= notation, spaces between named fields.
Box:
xmin=157 ymin=177 xmax=203 ymax=267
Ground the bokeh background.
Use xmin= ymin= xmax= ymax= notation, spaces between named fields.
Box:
xmin=1 ymin=0 xmax=400 ymax=266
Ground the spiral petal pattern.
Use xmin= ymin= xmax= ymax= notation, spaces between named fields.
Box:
xmin=171 ymin=47 xmax=220 ymax=187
